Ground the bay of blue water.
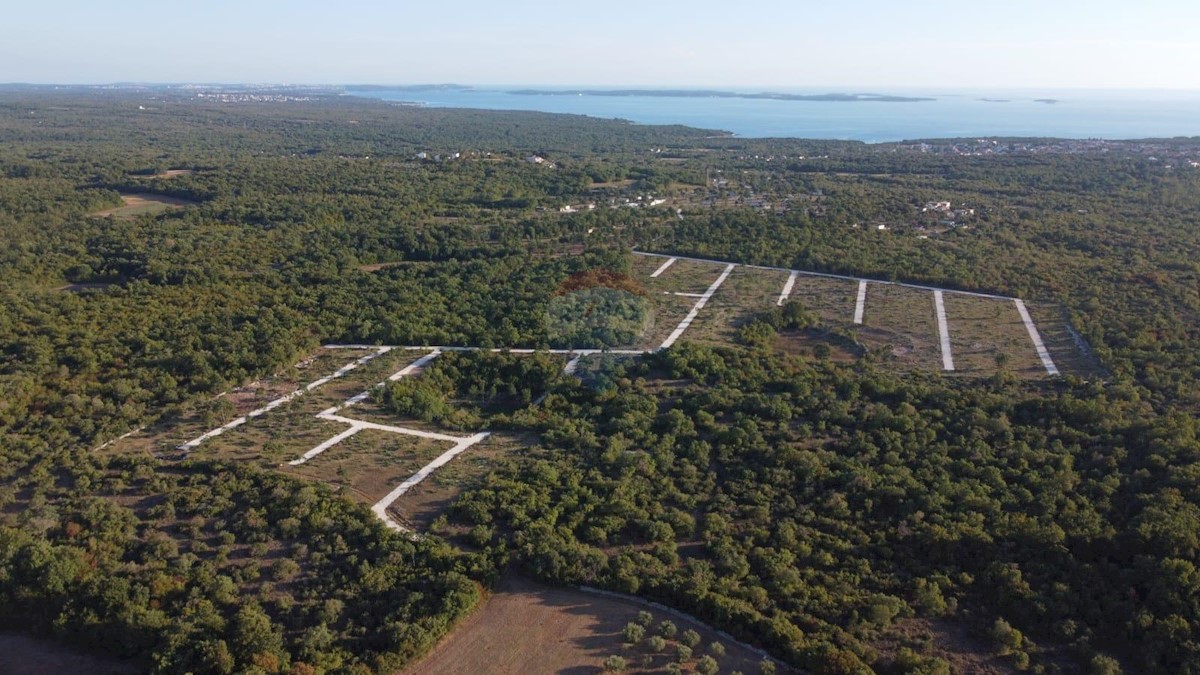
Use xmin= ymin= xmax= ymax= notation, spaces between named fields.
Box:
xmin=349 ymin=86 xmax=1200 ymax=142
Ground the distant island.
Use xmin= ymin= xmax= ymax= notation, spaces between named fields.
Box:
xmin=1034 ymin=98 xmax=1060 ymax=104
xmin=979 ymin=98 xmax=1011 ymax=103
xmin=346 ymin=84 xmax=472 ymax=93
xmin=507 ymin=89 xmax=935 ymax=103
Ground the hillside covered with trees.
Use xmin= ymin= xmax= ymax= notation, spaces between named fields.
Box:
xmin=1 ymin=89 xmax=1199 ymax=673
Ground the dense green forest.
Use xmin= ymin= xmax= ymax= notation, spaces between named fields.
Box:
xmin=450 ymin=345 xmax=1193 ymax=673
xmin=1 ymin=89 xmax=1199 ymax=673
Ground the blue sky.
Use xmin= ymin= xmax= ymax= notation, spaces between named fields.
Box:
xmin=3 ymin=0 xmax=1198 ymax=89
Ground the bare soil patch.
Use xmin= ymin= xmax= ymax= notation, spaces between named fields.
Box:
xmin=89 ymin=193 xmax=195 ymax=219
xmin=0 ymin=632 xmax=140 ymax=675
xmin=872 ymin=617 xmax=1015 ymax=675
xmin=405 ymin=576 xmax=780 ymax=675
xmin=53 ymin=282 xmax=114 ymax=293
xmin=134 ymin=169 xmax=194 ymax=179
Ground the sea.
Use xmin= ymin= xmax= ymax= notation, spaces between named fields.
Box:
xmin=348 ymin=86 xmax=1200 ymax=142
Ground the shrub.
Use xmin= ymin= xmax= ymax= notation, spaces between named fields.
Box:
xmin=603 ymin=655 xmax=627 ymax=672
xmin=1089 ymin=654 xmax=1123 ymax=675
xmin=696 ymin=655 xmax=720 ymax=675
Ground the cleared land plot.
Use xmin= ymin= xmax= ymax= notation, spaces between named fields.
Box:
xmin=101 ymin=347 xmax=413 ymax=457
xmin=590 ymin=179 xmax=636 ymax=189
xmin=389 ymin=432 xmax=532 ymax=531
xmin=187 ymin=410 xmax=349 ymax=467
xmin=641 ymin=258 xmax=725 ymax=295
xmin=858 ymin=284 xmax=943 ymax=372
xmin=685 ymin=266 xmax=792 ymax=345
xmin=89 ymin=193 xmax=195 ymax=218
xmin=776 ymin=329 xmax=863 ymax=363
xmin=943 ymin=295 xmax=1045 ymax=377
xmin=408 ymin=576 xmax=780 ymax=675
xmin=631 ymin=255 xmax=667 ymax=278
xmin=104 ymin=349 xmax=377 ymax=455
xmin=786 ymin=275 xmax=859 ymax=326
xmin=1026 ymin=303 xmax=1106 ymax=378
xmin=53 ymin=282 xmax=114 ymax=293
xmin=296 ymin=349 xmax=436 ymax=414
xmin=348 ymin=359 xmax=569 ymax=434
xmin=343 ymin=397 xmax=461 ymax=435
xmin=283 ymin=429 xmax=450 ymax=506
xmin=634 ymin=292 xmax=704 ymax=350
xmin=871 ymin=618 xmax=1015 ymax=675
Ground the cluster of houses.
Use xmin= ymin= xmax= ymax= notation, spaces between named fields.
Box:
xmin=923 ymin=200 xmax=976 ymax=219
xmin=558 ymin=195 xmax=669 ymax=214
xmin=411 ymin=151 xmax=555 ymax=166
xmin=414 ymin=151 xmax=462 ymax=162
xmin=851 ymin=199 xmax=979 ymax=237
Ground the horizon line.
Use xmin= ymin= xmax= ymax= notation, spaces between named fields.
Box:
xmin=3 ymin=81 xmax=1200 ymax=94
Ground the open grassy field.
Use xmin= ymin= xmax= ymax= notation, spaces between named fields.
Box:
xmin=631 ymin=254 xmax=667 ymax=278
xmin=629 ymin=252 xmax=1087 ymax=378
xmin=786 ymin=275 xmax=859 ymax=326
xmin=632 ymin=292 xmax=700 ymax=350
xmin=640 ymin=258 xmax=726 ymax=296
xmin=407 ymin=576 xmax=781 ymax=675
xmin=858 ymin=284 xmax=944 ymax=372
xmin=943 ymin=295 xmax=1045 ymax=377
xmin=282 ymin=429 xmax=450 ymax=507
xmin=89 ymin=193 xmax=195 ymax=219
xmin=189 ymin=409 xmax=349 ymax=466
xmin=685 ymin=266 xmax=791 ymax=346
xmin=1026 ymin=302 xmax=1107 ymax=378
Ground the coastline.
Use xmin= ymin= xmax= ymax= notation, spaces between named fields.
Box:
xmin=345 ymin=86 xmax=1200 ymax=142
